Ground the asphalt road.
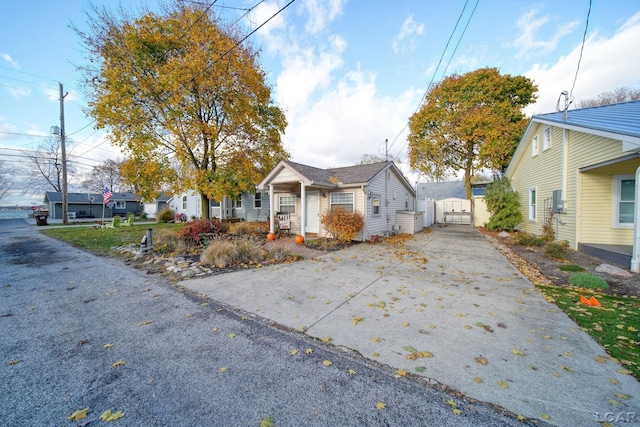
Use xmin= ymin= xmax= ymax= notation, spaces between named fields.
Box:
xmin=0 ymin=218 xmax=537 ymax=426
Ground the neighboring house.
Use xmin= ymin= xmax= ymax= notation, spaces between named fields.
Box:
xmin=258 ymin=160 xmax=419 ymax=241
xmin=141 ymin=192 xmax=172 ymax=219
xmin=505 ymin=100 xmax=640 ymax=271
xmin=170 ymin=191 xmax=270 ymax=221
xmin=44 ymin=191 xmax=140 ymax=219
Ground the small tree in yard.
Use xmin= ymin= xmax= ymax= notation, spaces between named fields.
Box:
xmin=484 ymin=177 xmax=522 ymax=232
xmin=321 ymin=207 xmax=364 ymax=243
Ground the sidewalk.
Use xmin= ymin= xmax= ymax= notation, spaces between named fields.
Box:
xmin=183 ymin=226 xmax=640 ymax=426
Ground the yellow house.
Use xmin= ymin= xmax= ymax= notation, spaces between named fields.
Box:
xmin=505 ymin=101 xmax=640 ymax=271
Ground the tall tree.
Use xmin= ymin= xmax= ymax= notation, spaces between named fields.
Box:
xmin=81 ymin=159 xmax=133 ymax=194
xmin=75 ymin=1 xmax=288 ymax=217
xmin=408 ymin=67 xmax=537 ymax=198
xmin=577 ymin=86 xmax=640 ymax=108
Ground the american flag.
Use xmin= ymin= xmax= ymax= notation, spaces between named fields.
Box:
xmin=103 ymin=187 xmax=113 ymax=204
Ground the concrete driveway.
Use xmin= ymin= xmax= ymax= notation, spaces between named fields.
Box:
xmin=183 ymin=226 xmax=640 ymax=426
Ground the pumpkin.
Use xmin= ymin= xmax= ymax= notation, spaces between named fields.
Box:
xmin=267 ymin=232 xmax=276 ymax=241
xmin=295 ymin=235 xmax=305 ymax=244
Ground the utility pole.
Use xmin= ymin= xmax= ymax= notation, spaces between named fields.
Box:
xmin=59 ymin=83 xmax=69 ymax=225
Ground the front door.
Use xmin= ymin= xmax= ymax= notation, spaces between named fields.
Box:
xmin=305 ymin=191 xmax=320 ymax=233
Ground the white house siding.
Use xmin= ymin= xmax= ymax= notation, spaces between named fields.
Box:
xmin=272 ymin=168 xmax=299 ymax=184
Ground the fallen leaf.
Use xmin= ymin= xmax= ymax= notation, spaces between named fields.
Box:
xmin=402 ymin=322 xmax=410 ymax=327
xmin=452 ymin=408 xmax=462 ymax=415
xmin=228 ymin=332 xmax=237 ymax=338
xmin=136 ymin=320 xmax=153 ymax=327
xmin=260 ymin=416 xmax=275 ymax=427
xmin=322 ymin=336 xmax=332 ymax=342
xmin=348 ymin=368 xmax=356 ymax=375
xmin=396 ymin=369 xmax=408 ymax=377
xmin=415 ymin=366 xmax=426 ymax=373
xmin=305 ymin=348 xmax=313 ymax=355
xmin=7 ymin=359 xmax=21 ymax=366
xmin=542 ymin=413 xmax=551 ymax=420
xmin=219 ymin=366 xmax=227 ymax=373
xmin=474 ymin=377 xmax=483 ymax=383
xmin=372 ymin=337 xmax=382 ymax=343
xmin=608 ymin=399 xmax=620 ymax=407
xmin=290 ymin=349 xmax=298 ymax=356
xmin=404 ymin=346 xmax=418 ymax=353
xmin=352 ymin=317 xmax=363 ymax=326
xmin=100 ymin=410 xmax=125 ymax=422
xmin=376 ymin=402 xmax=387 ymax=410
xmin=517 ymin=414 xmax=527 ymax=421
xmin=614 ymin=392 xmax=631 ymax=400
xmin=609 ymin=378 xmax=619 ymax=385
xmin=475 ymin=357 xmax=488 ymax=365
xmin=511 ymin=348 xmax=526 ymax=356
xmin=68 ymin=407 xmax=90 ymax=421
xmin=322 ymin=360 xmax=332 ymax=366
xmin=212 ymin=327 xmax=219 ymax=332
xmin=373 ymin=352 xmax=379 ymax=357
xmin=103 ymin=343 xmax=114 ymax=349
xmin=447 ymin=399 xmax=457 ymax=407
xmin=497 ymin=380 xmax=509 ymax=389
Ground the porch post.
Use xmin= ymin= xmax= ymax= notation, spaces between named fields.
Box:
xmin=300 ymin=182 xmax=306 ymax=239
xmin=269 ymin=184 xmax=275 ymax=234
xmin=630 ymin=166 xmax=640 ymax=272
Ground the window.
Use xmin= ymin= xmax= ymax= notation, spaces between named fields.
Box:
xmin=372 ymin=195 xmax=381 ymax=216
xmin=278 ymin=195 xmax=296 ymax=214
xmin=472 ymin=187 xmax=485 ymax=196
xmin=531 ymin=135 xmax=539 ymax=157
xmin=529 ymin=187 xmax=536 ymax=221
xmin=182 ymin=196 xmax=187 ymax=210
xmin=254 ymin=192 xmax=262 ymax=209
xmin=614 ymin=175 xmax=635 ymax=228
xmin=115 ymin=200 xmax=126 ymax=209
xmin=330 ymin=192 xmax=354 ymax=212
xmin=211 ymin=199 xmax=220 ymax=207
xmin=405 ymin=194 xmax=409 ymax=209
xmin=234 ymin=196 xmax=241 ymax=209
xmin=542 ymin=127 xmax=551 ymax=151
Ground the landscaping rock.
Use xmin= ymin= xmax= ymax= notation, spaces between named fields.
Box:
xmin=497 ymin=231 xmax=510 ymax=238
xmin=595 ymin=263 xmax=633 ymax=278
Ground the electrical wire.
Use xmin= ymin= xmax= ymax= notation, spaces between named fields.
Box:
xmin=570 ymin=0 xmax=591 ymax=99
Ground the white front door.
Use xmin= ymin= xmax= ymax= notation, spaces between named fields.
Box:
xmin=305 ymin=191 xmax=320 ymax=233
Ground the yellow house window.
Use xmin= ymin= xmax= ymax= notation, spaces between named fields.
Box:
xmin=542 ymin=127 xmax=551 ymax=151
xmin=531 ymin=136 xmax=539 ymax=157
xmin=614 ymin=175 xmax=635 ymax=228
xmin=529 ymin=187 xmax=537 ymax=221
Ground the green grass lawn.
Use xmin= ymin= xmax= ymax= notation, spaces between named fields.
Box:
xmin=538 ymin=285 xmax=640 ymax=379
xmin=42 ymin=222 xmax=183 ymax=255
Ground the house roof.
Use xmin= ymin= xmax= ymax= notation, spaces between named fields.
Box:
xmin=44 ymin=191 xmax=138 ymax=204
xmin=416 ymin=181 xmax=466 ymax=200
xmin=507 ymin=100 xmax=640 ymax=177
xmin=260 ymin=160 xmax=415 ymax=195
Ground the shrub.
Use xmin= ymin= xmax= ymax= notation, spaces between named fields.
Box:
xmin=569 ymin=272 xmax=609 ymax=289
xmin=234 ymin=240 xmax=265 ymax=264
xmin=228 ymin=221 xmax=257 ymax=236
xmin=545 ymin=241 xmax=569 ymax=260
xmin=178 ymin=218 xmax=228 ymax=245
xmin=157 ymin=208 xmax=175 ymax=223
xmin=266 ymin=246 xmax=296 ymax=262
xmin=484 ymin=177 xmax=523 ymax=232
xmin=516 ymin=232 xmax=545 ymax=246
xmin=558 ymin=264 xmax=585 ymax=272
xmin=320 ymin=207 xmax=364 ymax=243
xmin=201 ymin=240 xmax=236 ymax=267
xmin=154 ymin=229 xmax=180 ymax=253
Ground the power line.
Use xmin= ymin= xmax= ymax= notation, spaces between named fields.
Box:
xmin=570 ymin=0 xmax=592 ymax=99
xmin=389 ymin=0 xmax=480 ymax=161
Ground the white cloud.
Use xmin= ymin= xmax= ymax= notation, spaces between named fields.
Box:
xmin=1 ymin=52 xmax=19 ymax=68
xmin=392 ymin=15 xmax=425 ymax=54
xmin=6 ymin=86 xmax=31 ymax=100
xmin=509 ymin=8 xmax=579 ymax=60
xmin=252 ymin=1 xmax=287 ymax=42
xmin=303 ymin=0 xmax=345 ymax=34
xmin=525 ymin=12 xmax=640 ymax=115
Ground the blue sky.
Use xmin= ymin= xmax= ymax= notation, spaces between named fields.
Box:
xmin=1 ymin=0 xmax=639 ymax=205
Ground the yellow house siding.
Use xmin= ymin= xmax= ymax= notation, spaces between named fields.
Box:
xmin=509 ymin=123 xmax=564 ymax=236
xmin=580 ymin=160 xmax=637 ymax=245
xmin=472 ymin=196 xmax=491 ymax=227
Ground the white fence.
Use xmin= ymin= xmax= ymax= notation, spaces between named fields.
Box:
xmin=417 ymin=198 xmax=435 ymax=227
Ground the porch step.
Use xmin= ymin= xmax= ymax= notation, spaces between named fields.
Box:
xmin=578 ymin=243 xmax=632 ymax=269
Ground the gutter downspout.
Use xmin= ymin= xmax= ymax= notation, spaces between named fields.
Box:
xmin=630 ymin=166 xmax=640 ymax=273
xmin=269 ymin=184 xmax=275 ymax=234
xmin=300 ymin=182 xmax=306 ymax=240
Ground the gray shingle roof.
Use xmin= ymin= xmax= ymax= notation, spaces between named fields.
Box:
xmin=285 ymin=160 xmax=392 ymax=186
xmin=44 ymin=192 xmax=138 ymax=204
xmin=416 ymin=181 xmax=466 ymax=200
xmin=534 ymin=100 xmax=640 ymax=138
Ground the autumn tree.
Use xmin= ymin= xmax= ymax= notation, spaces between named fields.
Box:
xmin=0 ymin=160 xmax=14 ymax=203
xmin=408 ymin=67 xmax=537 ymax=198
xmin=81 ymin=159 xmax=133 ymax=194
xmin=75 ymin=1 xmax=288 ymax=217
xmin=577 ymin=86 xmax=640 ymax=108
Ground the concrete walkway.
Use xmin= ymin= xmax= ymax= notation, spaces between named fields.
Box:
xmin=183 ymin=226 xmax=640 ymax=426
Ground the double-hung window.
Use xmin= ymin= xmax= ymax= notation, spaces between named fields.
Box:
xmin=182 ymin=196 xmax=187 ymax=210
xmin=542 ymin=127 xmax=551 ymax=151
xmin=330 ymin=192 xmax=354 ymax=213
xmin=529 ymin=187 xmax=537 ymax=221
xmin=254 ymin=192 xmax=262 ymax=209
xmin=614 ymin=175 xmax=635 ymax=228
xmin=115 ymin=200 xmax=126 ymax=209
xmin=371 ymin=195 xmax=381 ymax=216
xmin=278 ymin=195 xmax=296 ymax=214
xmin=531 ymin=136 xmax=539 ymax=157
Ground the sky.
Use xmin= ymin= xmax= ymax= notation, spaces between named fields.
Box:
xmin=1 ymin=0 xmax=639 ymax=206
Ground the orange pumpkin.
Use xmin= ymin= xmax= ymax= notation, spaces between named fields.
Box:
xmin=295 ymin=235 xmax=305 ymax=244
xmin=267 ymin=232 xmax=276 ymax=241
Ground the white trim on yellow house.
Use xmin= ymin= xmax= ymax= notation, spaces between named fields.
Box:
xmin=506 ymin=101 xmax=640 ymax=271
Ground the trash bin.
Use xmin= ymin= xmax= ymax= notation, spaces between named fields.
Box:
xmin=35 ymin=215 xmax=48 ymax=226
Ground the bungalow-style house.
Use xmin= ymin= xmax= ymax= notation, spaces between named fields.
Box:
xmin=44 ymin=191 xmax=141 ymax=219
xmin=258 ymin=160 xmax=420 ymax=241
xmin=141 ymin=192 xmax=172 ymax=219
xmin=505 ymin=100 xmax=640 ymax=271
xmin=170 ymin=191 xmax=270 ymax=221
